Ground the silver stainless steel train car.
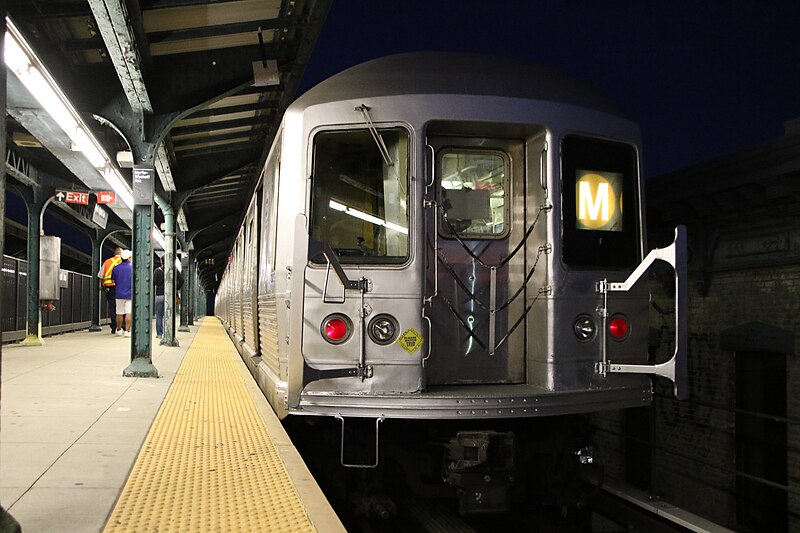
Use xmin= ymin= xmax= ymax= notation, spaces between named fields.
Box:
xmin=217 ymin=53 xmax=686 ymax=513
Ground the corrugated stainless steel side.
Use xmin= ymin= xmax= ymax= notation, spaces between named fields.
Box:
xmin=241 ymin=200 xmax=259 ymax=353
xmin=257 ymin=293 xmax=280 ymax=377
xmin=234 ymin=239 xmax=244 ymax=337
xmin=242 ymin=297 xmax=255 ymax=347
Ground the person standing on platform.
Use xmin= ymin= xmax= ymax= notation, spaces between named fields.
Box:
xmin=111 ymin=249 xmax=134 ymax=337
xmin=153 ymin=257 xmax=164 ymax=338
xmin=153 ymin=256 xmax=185 ymax=338
xmin=97 ymin=246 xmax=123 ymax=334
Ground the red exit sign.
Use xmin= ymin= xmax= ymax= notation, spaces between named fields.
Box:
xmin=55 ymin=190 xmax=89 ymax=205
xmin=55 ymin=190 xmax=116 ymax=205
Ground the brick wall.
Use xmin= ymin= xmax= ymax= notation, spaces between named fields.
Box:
xmin=594 ymin=265 xmax=798 ymax=529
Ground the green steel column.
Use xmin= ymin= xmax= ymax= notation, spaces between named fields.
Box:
xmin=88 ymin=233 xmax=102 ymax=331
xmin=178 ymin=253 xmax=190 ymax=332
xmin=187 ymin=250 xmax=195 ymax=326
xmin=123 ymin=191 xmax=157 ymax=378
xmin=161 ymin=205 xmax=178 ymax=347
xmin=21 ymin=195 xmax=43 ymax=346
xmin=195 ymin=263 xmax=204 ymax=318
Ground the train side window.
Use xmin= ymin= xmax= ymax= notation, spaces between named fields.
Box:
xmin=439 ymin=150 xmax=508 ymax=239
xmin=310 ymin=128 xmax=410 ymax=264
xmin=260 ymin=131 xmax=281 ymax=282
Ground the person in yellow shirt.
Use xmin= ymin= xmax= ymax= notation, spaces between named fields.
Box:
xmin=97 ymin=247 xmax=122 ymax=334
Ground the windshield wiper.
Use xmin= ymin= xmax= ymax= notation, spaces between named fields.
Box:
xmin=355 ymin=104 xmax=393 ymax=167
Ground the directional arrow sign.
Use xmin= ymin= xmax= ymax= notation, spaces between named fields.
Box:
xmin=55 ymin=191 xmax=65 ymax=202
xmin=96 ymin=191 xmax=116 ymax=205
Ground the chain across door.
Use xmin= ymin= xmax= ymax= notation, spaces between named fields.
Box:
xmin=424 ymin=136 xmax=529 ymax=385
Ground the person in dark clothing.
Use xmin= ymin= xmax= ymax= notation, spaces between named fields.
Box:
xmin=111 ymin=249 xmax=134 ymax=336
xmin=153 ymin=256 xmax=184 ymax=338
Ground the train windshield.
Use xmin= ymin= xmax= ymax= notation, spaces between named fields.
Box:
xmin=310 ymin=128 xmax=410 ymax=264
xmin=561 ymin=135 xmax=640 ymax=268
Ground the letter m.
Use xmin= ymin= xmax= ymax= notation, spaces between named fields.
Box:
xmin=578 ymin=181 xmax=609 ymax=222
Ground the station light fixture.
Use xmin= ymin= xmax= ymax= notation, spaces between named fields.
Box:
xmin=4 ymin=17 xmax=168 ymax=236
xmin=6 ymin=20 xmax=110 ymax=172
xmin=5 ymin=18 xmax=135 ymax=210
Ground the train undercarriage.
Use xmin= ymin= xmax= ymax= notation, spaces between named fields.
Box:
xmin=285 ymin=414 xmax=603 ymax=519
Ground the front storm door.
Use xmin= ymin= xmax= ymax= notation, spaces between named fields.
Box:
xmin=425 ymin=136 xmax=526 ymax=385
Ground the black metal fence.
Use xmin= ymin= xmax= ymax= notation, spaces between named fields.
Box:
xmin=2 ymin=255 xmax=107 ymax=341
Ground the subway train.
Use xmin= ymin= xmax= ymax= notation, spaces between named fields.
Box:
xmin=216 ymin=53 xmax=686 ymax=514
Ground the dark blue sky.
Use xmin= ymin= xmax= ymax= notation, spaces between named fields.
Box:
xmin=299 ymin=1 xmax=800 ymax=178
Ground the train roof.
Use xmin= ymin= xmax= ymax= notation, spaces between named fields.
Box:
xmin=292 ymin=52 xmax=628 ymax=117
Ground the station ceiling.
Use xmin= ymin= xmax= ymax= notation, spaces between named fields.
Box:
xmin=5 ymin=0 xmax=331 ymax=289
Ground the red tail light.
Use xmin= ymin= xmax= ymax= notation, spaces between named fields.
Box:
xmin=321 ymin=315 xmax=351 ymax=344
xmin=609 ymin=315 xmax=629 ymax=339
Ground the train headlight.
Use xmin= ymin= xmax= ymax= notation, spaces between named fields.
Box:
xmin=321 ymin=314 xmax=352 ymax=344
xmin=609 ymin=314 xmax=629 ymax=340
xmin=573 ymin=315 xmax=596 ymax=342
xmin=368 ymin=314 xmax=398 ymax=345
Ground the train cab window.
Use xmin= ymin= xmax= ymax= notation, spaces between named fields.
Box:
xmin=439 ymin=150 xmax=508 ymax=239
xmin=310 ymin=128 xmax=410 ymax=264
xmin=561 ymin=135 xmax=639 ymax=268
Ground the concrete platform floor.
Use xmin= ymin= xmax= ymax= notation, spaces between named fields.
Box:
xmin=0 ymin=324 xmax=197 ymax=533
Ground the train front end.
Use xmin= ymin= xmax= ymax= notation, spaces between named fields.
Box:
xmin=218 ymin=53 xmax=687 ymax=515
xmin=283 ymin=62 xmax=686 ymax=421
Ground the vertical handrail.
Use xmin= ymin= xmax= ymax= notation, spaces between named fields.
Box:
xmin=423 ymin=144 xmax=439 ymax=304
xmin=489 ymin=266 xmax=497 ymax=354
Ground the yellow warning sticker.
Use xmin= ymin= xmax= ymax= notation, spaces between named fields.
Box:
xmin=397 ymin=327 xmax=424 ymax=354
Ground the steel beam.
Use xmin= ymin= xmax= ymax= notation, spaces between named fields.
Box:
xmin=147 ymin=18 xmax=290 ymax=44
xmin=89 ymin=0 xmax=177 ymax=197
xmin=172 ymin=115 xmax=267 ymax=136
xmin=184 ymin=101 xmax=276 ymax=120
xmin=5 ymin=93 xmax=134 ymax=227
xmin=173 ymin=128 xmax=267 ymax=149
xmin=5 ymin=148 xmax=40 ymax=188
xmin=87 ymin=0 xmax=152 ymax=113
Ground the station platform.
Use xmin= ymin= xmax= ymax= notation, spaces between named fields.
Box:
xmin=1 ymin=318 xmax=345 ymax=533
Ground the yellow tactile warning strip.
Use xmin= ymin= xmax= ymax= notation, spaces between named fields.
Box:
xmin=104 ymin=318 xmax=316 ymax=533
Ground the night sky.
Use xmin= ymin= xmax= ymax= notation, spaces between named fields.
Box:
xmin=299 ymin=1 xmax=800 ymax=178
